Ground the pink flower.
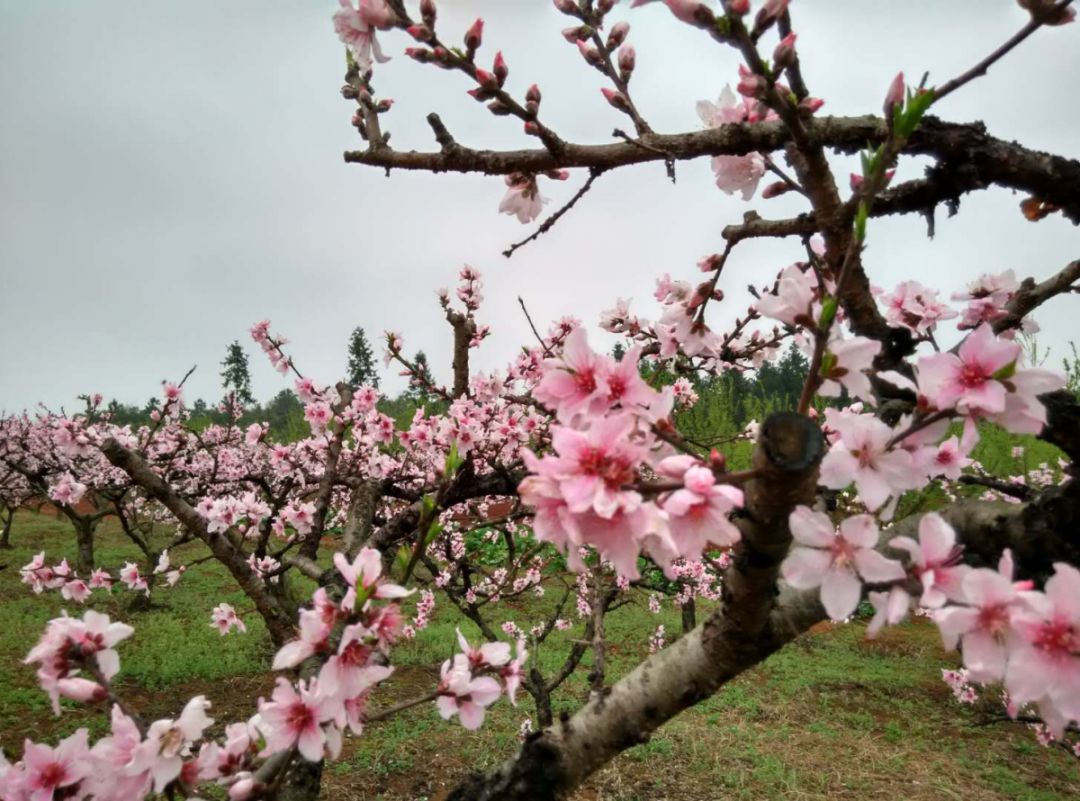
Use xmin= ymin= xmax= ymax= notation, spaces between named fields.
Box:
xmin=436 ymin=655 xmax=503 ymax=730
xmin=501 ymin=639 xmax=529 ymax=706
xmin=867 ymin=585 xmax=911 ymax=637
xmin=211 ymin=603 xmax=247 ymax=636
xmin=20 ymin=728 xmax=90 ymax=801
xmin=272 ymin=608 xmax=332 ymax=670
xmin=534 ymin=328 xmax=609 ymax=421
xmin=318 ymin=623 xmax=394 ymax=699
xmin=889 ymin=513 xmax=968 ymax=608
xmin=544 ymin=413 xmax=644 ymax=519
xmin=333 ymin=547 xmax=412 ymax=610
xmin=819 ymin=336 xmax=881 ymax=402
xmin=710 ymin=152 xmax=766 ymax=200
xmin=456 ymin=628 xmax=512 ymax=669
xmin=1005 ymin=562 xmax=1080 ymax=737
xmin=658 ymin=461 xmax=743 ymax=561
xmin=499 ymin=174 xmax=547 ymax=223
xmin=781 ymin=507 xmax=906 ymax=621
xmin=333 ymin=0 xmax=391 ymax=71
xmin=933 ymin=550 xmax=1029 ymax=682
xmin=257 ymin=678 xmax=340 ymax=761
xmin=127 ymin=696 xmax=214 ymax=791
xmin=755 ymin=264 xmax=816 ymax=327
xmin=917 ymin=323 xmax=1021 ymax=415
xmin=820 ymin=411 xmax=920 ymax=513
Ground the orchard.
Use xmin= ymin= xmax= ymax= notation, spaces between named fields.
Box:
xmin=2 ymin=1 xmax=1080 ymax=800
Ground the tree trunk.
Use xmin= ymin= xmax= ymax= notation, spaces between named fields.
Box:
xmin=75 ymin=518 xmax=96 ymax=574
xmin=681 ymin=598 xmax=697 ymax=634
xmin=0 ymin=506 xmax=13 ymax=548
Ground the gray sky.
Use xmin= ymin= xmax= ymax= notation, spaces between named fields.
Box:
xmin=2 ymin=1 xmax=1078 ymax=413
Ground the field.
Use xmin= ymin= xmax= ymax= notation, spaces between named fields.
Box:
xmin=2 ymin=503 xmax=1079 ymax=801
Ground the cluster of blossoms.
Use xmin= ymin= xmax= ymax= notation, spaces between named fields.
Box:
xmin=2 ymin=545 xmax=533 ymax=800
xmin=520 ymin=327 xmax=745 ymax=580
xmin=19 ymin=551 xmax=183 ymax=603
xmin=783 ymin=506 xmax=1080 ymax=738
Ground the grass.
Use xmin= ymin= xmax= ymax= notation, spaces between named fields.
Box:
xmin=2 ymin=475 xmax=1079 ymax=800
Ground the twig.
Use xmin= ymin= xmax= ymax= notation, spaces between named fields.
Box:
xmin=503 ymin=168 xmax=605 ymax=258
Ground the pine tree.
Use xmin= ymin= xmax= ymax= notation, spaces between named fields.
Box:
xmin=345 ymin=327 xmax=380 ymax=389
xmin=220 ymin=341 xmax=255 ymax=406
xmin=409 ymin=350 xmax=434 ymax=401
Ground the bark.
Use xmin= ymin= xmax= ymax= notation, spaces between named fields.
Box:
xmin=74 ymin=518 xmax=96 ymax=575
xmin=101 ymin=438 xmax=298 ymax=646
xmin=345 ymin=116 xmax=1080 ymax=224
xmin=446 ymin=412 xmax=825 ymax=801
xmin=680 ymin=598 xmax=696 ymax=635
xmin=0 ymin=505 xmax=13 ymax=548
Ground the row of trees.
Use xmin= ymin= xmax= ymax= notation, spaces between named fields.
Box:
xmin=2 ymin=2 xmax=1079 ymax=801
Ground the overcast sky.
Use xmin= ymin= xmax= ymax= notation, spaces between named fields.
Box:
xmin=1 ymin=1 xmax=1078 ymax=413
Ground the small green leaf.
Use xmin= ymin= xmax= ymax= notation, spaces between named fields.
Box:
xmin=854 ymin=201 xmax=869 ymax=241
xmin=992 ymin=360 xmax=1018 ymax=381
xmin=819 ymin=296 xmax=839 ymax=329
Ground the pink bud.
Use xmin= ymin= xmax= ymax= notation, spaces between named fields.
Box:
xmin=420 ymin=0 xmax=437 ymax=25
xmin=598 ymin=0 xmax=616 ymax=12
xmin=524 ymin=120 xmax=541 ymax=136
xmin=798 ymin=96 xmax=825 ymax=115
xmin=601 ymin=87 xmax=630 ymax=111
xmin=474 ymin=69 xmax=499 ymax=90
xmin=577 ymin=39 xmax=602 ymax=66
xmin=464 ymin=18 xmax=484 ymax=51
xmin=727 ymin=0 xmax=750 ymax=14
xmin=375 ymin=98 xmax=394 ymax=112
xmin=761 ymin=181 xmax=791 ymax=199
xmin=754 ymin=0 xmax=789 ymax=31
xmin=618 ymin=44 xmax=636 ymax=76
xmin=526 ymin=84 xmax=542 ymax=104
xmin=407 ymin=24 xmax=433 ymax=42
xmin=492 ymin=51 xmax=508 ymax=85
xmin=405 ymin=47 xmax=432 ymax=63
xmin=884 ymin=72 xmax=905 ymax=116
xmin=562 ymin=26 xmax=589 ymax=43
xmin=553 ymin=0 xmax=577 ymax=13
xmin=773 ymin=31 xmax=797 ymax=69
xmin=736 ymin=64 xmax=767 ymax=98
xmin=697 ymin=253 xmax=723 ymax=272
xmin=607 ymin=21 xmax=630 ymax=48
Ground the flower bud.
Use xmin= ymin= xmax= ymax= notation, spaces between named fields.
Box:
xmin=697 ymin=253 xmax=723 ymax=272
xmin=376 ymin=98 xmax=394 ymax=113
xmin=464 ymin=18 xmax=484 ymax=52
xmin=773 ymin=32 xmax=797 ymax=70
xmin=618 ymin=44 xmax=636 ymax=78
xmin=406 ymin=24 xmax=433 ymax=42
xmin=601 ymin=87 xmax=630 ymax=112
xmin=598 ymin=0 xmax=616 ymax=12
xmin=607 ymin=21 xmax=630 ymax=48
xmin=420 ymin=0 xmax=437 ymax=26
xmin=524 ymin=120 xmax=541 ymax=136
xmin=488 ymin=100 xmax=512 ymax=116
xmin=526 ymin=84 xmax=542 ymax=104
xmin=798 ymin=96 xmax=824 ymax=115
xmin=492 ymin=51 xmax=508 ymax=86
xmin=883 ymin=71 xmax=905 ymax=118
xmin=761 ymin=181 xmax=791 ymax=199
xmin=577 ymin=39 xmax=603 ymax=67
xmin=735 ymin=65 xmax=767 ymax=98
xmin=709 ymin=449 xmax=727 ymax=472
xmin=553 ymin=0 xmax=578 ymax=13
xmin=562 ymin=25 xmax=591 ymax=43
xmin=726 ymin=0 xmax=750 ymax=14
xmin=405 ymin=47 xmax=433 ymax=63
xmin=340 ymin=84 xmax=359 ymax=100
xmin=474 ymin=69 xmax=499 ymax=90
xmin=754 ymin=0 xmax=789 ymax=33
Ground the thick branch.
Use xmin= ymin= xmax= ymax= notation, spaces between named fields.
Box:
xmin=345 ymin=116 xmax=1080 ymax=224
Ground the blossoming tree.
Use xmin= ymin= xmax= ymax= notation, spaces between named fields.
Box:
xmin=2 ymin=1 xmax=1080 ymax=800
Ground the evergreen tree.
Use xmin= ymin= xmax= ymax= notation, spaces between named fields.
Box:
xmin=220 ymin=341 xmax=255 ymax=406
xmin=409 ymin=350 xmax=435 ymax=402
xmin=345 ymin=326 xmax=380 ymax=389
